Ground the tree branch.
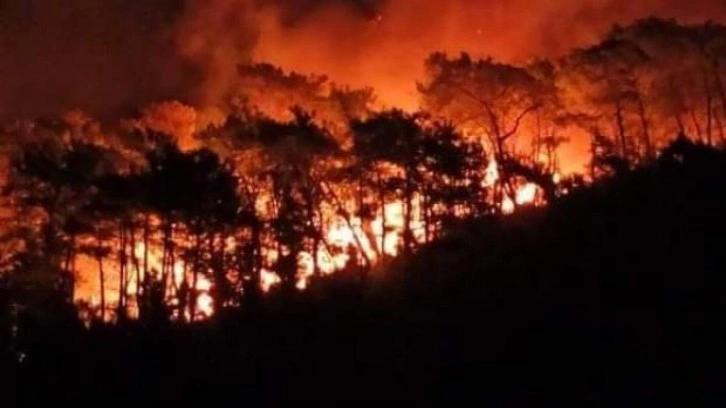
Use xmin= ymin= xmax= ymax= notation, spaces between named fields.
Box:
xmin=500 ymin=103 xmax=542 ymax=142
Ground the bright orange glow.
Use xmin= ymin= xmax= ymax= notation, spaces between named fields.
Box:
xmin=74 ymin=220 xmax=214 ymax=322
xmin=292 ymin=198 xmax=429 ymax=291
xmin=194 ymin=275 xmax=215 ymax=317
xmin=484 ymin=159 xmax=500 ymax=187
xmin=516 ymin=183 xmax=538 ymax=205
xmin=261 ymin=268 xmax=281 ymax=292
xmin=70 ymin=130 xmax=552 ymax=321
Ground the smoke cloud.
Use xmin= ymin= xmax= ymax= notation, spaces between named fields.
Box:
xmin=1 ymin=0 xmax=726 ymax=119
xmin=0 ymin=0 xmax=191 ymax=120
xmin=249 ymin=0 xmax=726 ymax=108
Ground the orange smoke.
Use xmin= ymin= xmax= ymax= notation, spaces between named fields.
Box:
xmin=175 ymin=0 xmax=726 ymax=174
xmin=3 ymin=0 xmax=726 ymax=120
xmin=245 ymin=0 xmax=726 ymax=111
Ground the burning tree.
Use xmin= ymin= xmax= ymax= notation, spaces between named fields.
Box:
xmin=609 ymin=18 xmax=726 ymax=146
xmin=351 ymin=110 xmax=489 ymax=255
xmin=419 ymin=53 xmax=561 ymax=211
xmin=560 ymin=37 xmax=653 ymax=163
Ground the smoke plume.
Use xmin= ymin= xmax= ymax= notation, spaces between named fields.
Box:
xmin=1 ymin=0 xmax=726 ymax=119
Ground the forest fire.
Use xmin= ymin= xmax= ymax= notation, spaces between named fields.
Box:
xmin=72 ymin=194 xmax=430 ymax=320
xmin=63 ymin=136 xmax=547 ymax=321
xmin=74 ymin=228 xmax=217 ymax=321
xmin=4 ymin=3 xmax=726 ymax=404
xmin=0 ymin=8 xmax=725 ymax=324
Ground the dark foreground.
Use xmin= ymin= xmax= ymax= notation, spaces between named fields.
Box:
xmin=3 ymin=140 xmax=726 ymax=405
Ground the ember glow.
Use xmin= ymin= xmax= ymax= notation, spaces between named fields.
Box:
xmin=74 ymin=222 xmax=216 ymax=321
xmin=70 ymin=182 xmax=435 ymax=320
xmin=502 ymin=183 xmax=539 ymax=215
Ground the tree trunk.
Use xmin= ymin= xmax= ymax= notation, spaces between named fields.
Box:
xmin=158 ymin=220 xmax=176 ymax=310
xmin=189 ymin=231 xmax=202 ymax=322
xmin=715 ymin=113 xmax=725 ymax=143
xmin=690 ymin=109 xmax=703 ymax=141
xmin=313 ymin=211 xmax=321 ymax=277
xmin=142 ymin=214 xmax=150 ymax=294
xmin=403 ymin=173 xmax=414 ymax=256
xmin=216 ymin=232 xmax=226 ymax=313
xmin=675 ymin=113 xmax=685 ymax=135
xmin=168 ymin=225 xmax=176 ymax=301
xmin=635 ymin=94 xmax=652 ymax=159
xmin=305 ymin=188 xmax=320 ymax=278
xmin=97 ymin=255 xmax=105 ymax=321
xmin=707 ymin=92 xmax=714 ymax=146
xmin=377 ymin=173 xmax=386 ymax=261
xmin=252 ymin=222 xmax=262 ymax=293
xmin=495 ymin=136 xmax=517 ymax=214
xmin=128 ymin=226 xmax=142 ymax=312
xmin=534 ymin=112 xmax=542 ymax=162
xmin=589 ymin=133 xmax=597 ymax=180
xmin=615 ymin=100 xmax=628 ymax=160
xmin=64 ymin=235 xmax=76 ymax=275
xmin=210 ymin=232 xmax=223 ymax=315
xmin=320 ymin=181 xmax=372 ymax=268
xmin=117 ymin=224 xmax=127 ymax=320
xmin=713 ymin=61 xmax=726 ymax=119
xmin=423 ymin=192 xmax=431 ymax=244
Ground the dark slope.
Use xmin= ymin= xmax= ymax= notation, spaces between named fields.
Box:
xmin=5 ymin=138 xmax=726 ymax=405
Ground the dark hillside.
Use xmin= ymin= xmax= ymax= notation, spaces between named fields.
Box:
xmin=4 ymin=138 xmax=726 ymax=405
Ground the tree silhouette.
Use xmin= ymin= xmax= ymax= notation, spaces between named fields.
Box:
xmin=562 ymin=39 xmax=650 ymax=162
xmin=256 ymin=109 xmax=340 ymax=289
xmin=6 ymin=138 xmax=115 ymax=303
xmin=351 ymin=110 xmax=490 ymax=254
xmin=92 ymin=170 xmax=146 ymax=322
xmin=419 ymin=53 xmax=549 ymax=210
xmin=610 ymin=18 xmax=726 ymax=145
xmin=234 ymin=63 xmax=376 ymax=139
xmin=139 ymin=139 xmax=241 ymax=320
